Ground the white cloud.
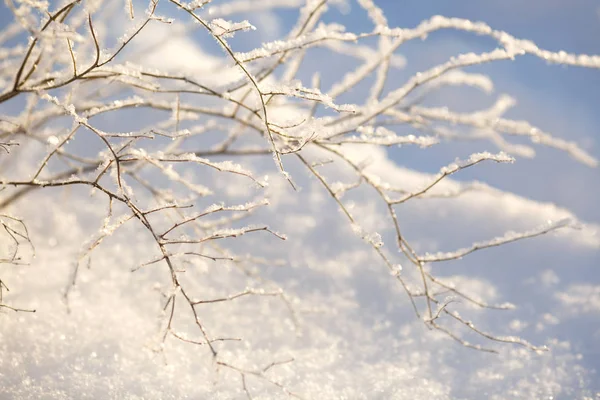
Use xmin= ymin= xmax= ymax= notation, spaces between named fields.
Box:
xmin=556 ymin=284 xmax=600 ymax=315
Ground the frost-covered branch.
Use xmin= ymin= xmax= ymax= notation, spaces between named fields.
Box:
xmin=420 ymin=218 xmax=578 ymax=263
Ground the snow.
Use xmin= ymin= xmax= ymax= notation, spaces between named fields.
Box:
xmin=1 ymin=171 xmax=598 ymax=398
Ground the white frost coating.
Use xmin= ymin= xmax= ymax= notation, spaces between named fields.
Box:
xmin=128 ymin=150 xmax=213 ymax=196
xmin=330 ymin=180 xmax=361 ymax=198
xmin=357 ymin=0 xmax=391 ymax=103
xmin=201 ymin=199 xmax=269 ymax=215
xmin=84 ymin=96 xmax=146 ymax=118
xmin=357 ymin=0 xmax=388 ymax=27
xmin=185 ymin=0 xmax=211 ymax=10
xmin=390 ymin=263 xmax=403 ymax=277
xmin=425 ymin=70 xmax=494 ymax=94
xmin=107 ymin=74 xmax=160 ymax=91
xmin=351 ymin=224 xmax=383 ymax=248
xmin=485 ymin=94 xmax=516 ymax=116
xmin=376 ymin=15 xmax=600 ymax=69
xmin=420 ymin=218 xmax=576 ymax=262
xmin=99 ymin=214 xmax=132 ymax=237
xmin=411 ymin=105 xmax=598 ymax=167
xmin=389 ymin=152 xmax=513 ymax=204
xmin=329 ymin=49 xmax=516 ymax=137
xmin=179 ymin=153 xmax=253 ymax=175
xmin=129 ymin=150 xmax=262 ymax=185
xmin=37 ymin=23 xmax=84 ymax=42
xmin=46 ymin=135 xmax=59 ymax=145
xmin=235 ymin=24 xmax=358 ymax=63
xmin=202 ymin=203 xmax=224 ymax=214
xmin=209 ymin=18 xmax=256 ymax=38
xmin=209 ymin=225 xmax=257 ymax=237
xmin=260 ymin=80 xmax=356 ymax=112
xmin=345 ymin=126 xmax=438 ymax=147
xmin=200 ymin=225 xmax=287 ymax=241
xmin=440 ymin=152 xmax=515 ymax=174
